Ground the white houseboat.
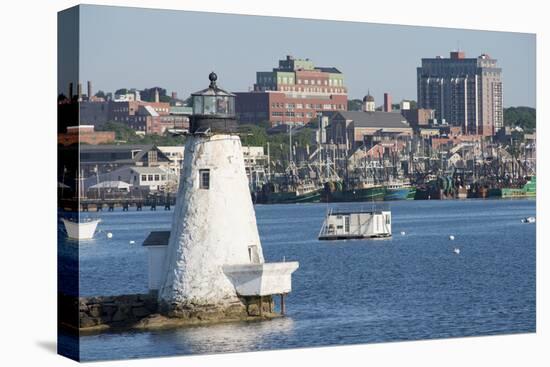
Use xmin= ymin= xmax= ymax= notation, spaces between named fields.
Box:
xmin=318 ymin=206 xmax=392 ymax=240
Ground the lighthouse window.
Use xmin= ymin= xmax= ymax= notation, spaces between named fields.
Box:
xmin=199 ymin=169 xmax=210 ymax=189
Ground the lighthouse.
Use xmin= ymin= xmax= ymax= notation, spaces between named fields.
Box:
xmin=154 ymin=72 xmax=298 ymax=321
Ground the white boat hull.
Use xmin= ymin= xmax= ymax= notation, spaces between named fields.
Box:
xmin=62 ymin=218 xmax=100 ymax=240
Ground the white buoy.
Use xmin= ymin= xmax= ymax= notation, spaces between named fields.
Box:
xmin=129 ymin=240 xmax=135 ymax=245
xmin=106 ymin=232 xmax=113 ymax=239
xmin=449 ymin=235 xmax=455 ymax=240
xmin=400 ymin=231 xmax=406 ymax=236
xmin=453 ymin=248 xmax=460 ymax=255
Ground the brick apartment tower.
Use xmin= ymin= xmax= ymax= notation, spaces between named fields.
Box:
xmin=417 ymin=51 xmax=503 ymax=136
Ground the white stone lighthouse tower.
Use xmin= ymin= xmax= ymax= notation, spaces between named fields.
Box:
xmin=157 ymin=73 xmax=298 ymax=319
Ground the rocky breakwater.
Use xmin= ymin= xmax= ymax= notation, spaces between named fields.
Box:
xmin=75 ymin=293 xmax=278 ymax=333
xmin=78 ymin=293 xmax=158 ymax=332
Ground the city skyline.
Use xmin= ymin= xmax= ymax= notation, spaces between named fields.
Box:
xmin=79 ymin=5 xmax=535 ymax=108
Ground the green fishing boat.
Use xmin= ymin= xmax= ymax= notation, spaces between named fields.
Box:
xmin=501 ymin=176 xmax=536 ymax=198
xmin=321 ymin=181 xmax=385 ymax=202
xmin=257 ymin=182 xmax=321 ymax=204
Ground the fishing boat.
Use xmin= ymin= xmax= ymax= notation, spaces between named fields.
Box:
xmin=258 ymin=181 xmax=321 ymax=204
xmin=62 ymin=217 xmax=101 ymax=240
xmin=383 ymin=179 xmax=416 ymax=201
xmin=321 ymin=181 xmax=385 ymax=203
xmin=501 ymin=176 xmax=536 ymax=198
xmin=318 ymin=206 xmax=392 ymax=240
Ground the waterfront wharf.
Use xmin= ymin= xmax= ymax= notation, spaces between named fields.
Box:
xmin=78 ymin=196 xmax=176 ymax=212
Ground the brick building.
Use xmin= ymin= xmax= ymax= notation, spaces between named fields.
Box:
xmin=417 ymin=51 xmax=503 ymax=136
xmin=79 ymin=100 xmax=190 ymax=134
xmin=58 ymin=125 xmax=115 ymax=146
xmin=236 ymin=55 xmax=348 ymax=126
xmin=327 ymin=110 xmax=412 ymax=150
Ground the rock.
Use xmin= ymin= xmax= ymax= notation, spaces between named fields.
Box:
xmin=132 ymin=306 xmax=151 ymax=318
xmin=80 ymin=316 xmax=99 ymax=328
xmin=87 ymin=305 xmax=100 ymax=317
xmin=111 ymin=309 xmax=126 ymax=322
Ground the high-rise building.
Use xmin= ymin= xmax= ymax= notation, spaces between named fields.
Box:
xmin=417 ymin=51 xmax=503 ymax=136
xmin=236 ymin=55 xmax=348 ymax=126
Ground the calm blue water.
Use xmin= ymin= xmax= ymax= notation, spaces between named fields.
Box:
xmin=66 ymin=199 xmax=535 ymax=361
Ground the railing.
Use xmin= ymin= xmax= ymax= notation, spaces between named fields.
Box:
xmin=328 ymin=203 xmax=390 ymax=215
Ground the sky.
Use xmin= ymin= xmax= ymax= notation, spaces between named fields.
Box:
xmin=78 ymin=5 xmax=536 ymax=108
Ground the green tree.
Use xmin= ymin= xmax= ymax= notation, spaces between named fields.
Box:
xmin=347 ymin=99 xmax=363 ymax=111
xmin=504 ymin=106 xmax=536 ymax=133
xmin=96 ymin=121 xmax=186 ymax=145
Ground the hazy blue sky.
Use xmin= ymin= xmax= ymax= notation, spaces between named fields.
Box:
xmin=79 ymin=5 xmax=536 ymax=107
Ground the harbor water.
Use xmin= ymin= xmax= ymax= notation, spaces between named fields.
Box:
xmin=64 ymin=199 xmax=536 ymax=361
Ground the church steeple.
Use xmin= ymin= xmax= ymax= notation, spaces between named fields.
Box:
xmin=363 ymin=90 xmax=375 ymax=112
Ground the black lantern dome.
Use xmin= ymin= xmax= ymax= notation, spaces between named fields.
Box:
xmin=190 ymin=72 xmax=237 ymax=134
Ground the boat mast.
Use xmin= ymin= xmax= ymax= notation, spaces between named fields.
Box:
xmin=267 ymin=142 xmax=271 ymax=182
xmin=318 ymin=114 xmax=322 ymax=183
xmin=95 ymin=165 xmax=100 ymax=199
xmin=289 ymin=124 xmax=293 ymax=167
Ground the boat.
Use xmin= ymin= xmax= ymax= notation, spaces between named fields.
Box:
xmin=62 ymin=217 xmax=101 ymax=240
xmin=318 ymin=206 xmax=392 ymax=240
xmin=383 ymin=179 xmax=416 ymax=201
xmin=521 ymin=216 xmax=535 ymax=223
xmin=257 ymin=181 xmax=321 ymax=204
xmin=321 ymin=181 xmax=385 ymax=203
xmin=501 ymin=176 xmax=536 ymax=198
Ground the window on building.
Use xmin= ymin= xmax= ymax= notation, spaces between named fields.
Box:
xmin=161 ymin=175 xmax=166 ymax=181
xmin=141 ymin=175 xmax=147 ymax=181
xmin=148 ymin=175 xmax=154 ymax=181
xmin=199 ymin=169 xmax=210 ymax=189
xmin=154 ymin=174 xmax=160 ymax=181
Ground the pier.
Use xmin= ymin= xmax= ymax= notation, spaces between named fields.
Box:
xmin=76 ymin=195 xmax=175 ymax=212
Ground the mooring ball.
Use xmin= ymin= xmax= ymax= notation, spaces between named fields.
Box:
xmin=449 ymin=235 xmax=455 ymax=240
xmin=129 ymin=240 xmax=135 ymax=244
xmin=400 ymin=231 xmax=406 ymax=236
xmin=107 ymin=232 xmax=113 ymax=239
